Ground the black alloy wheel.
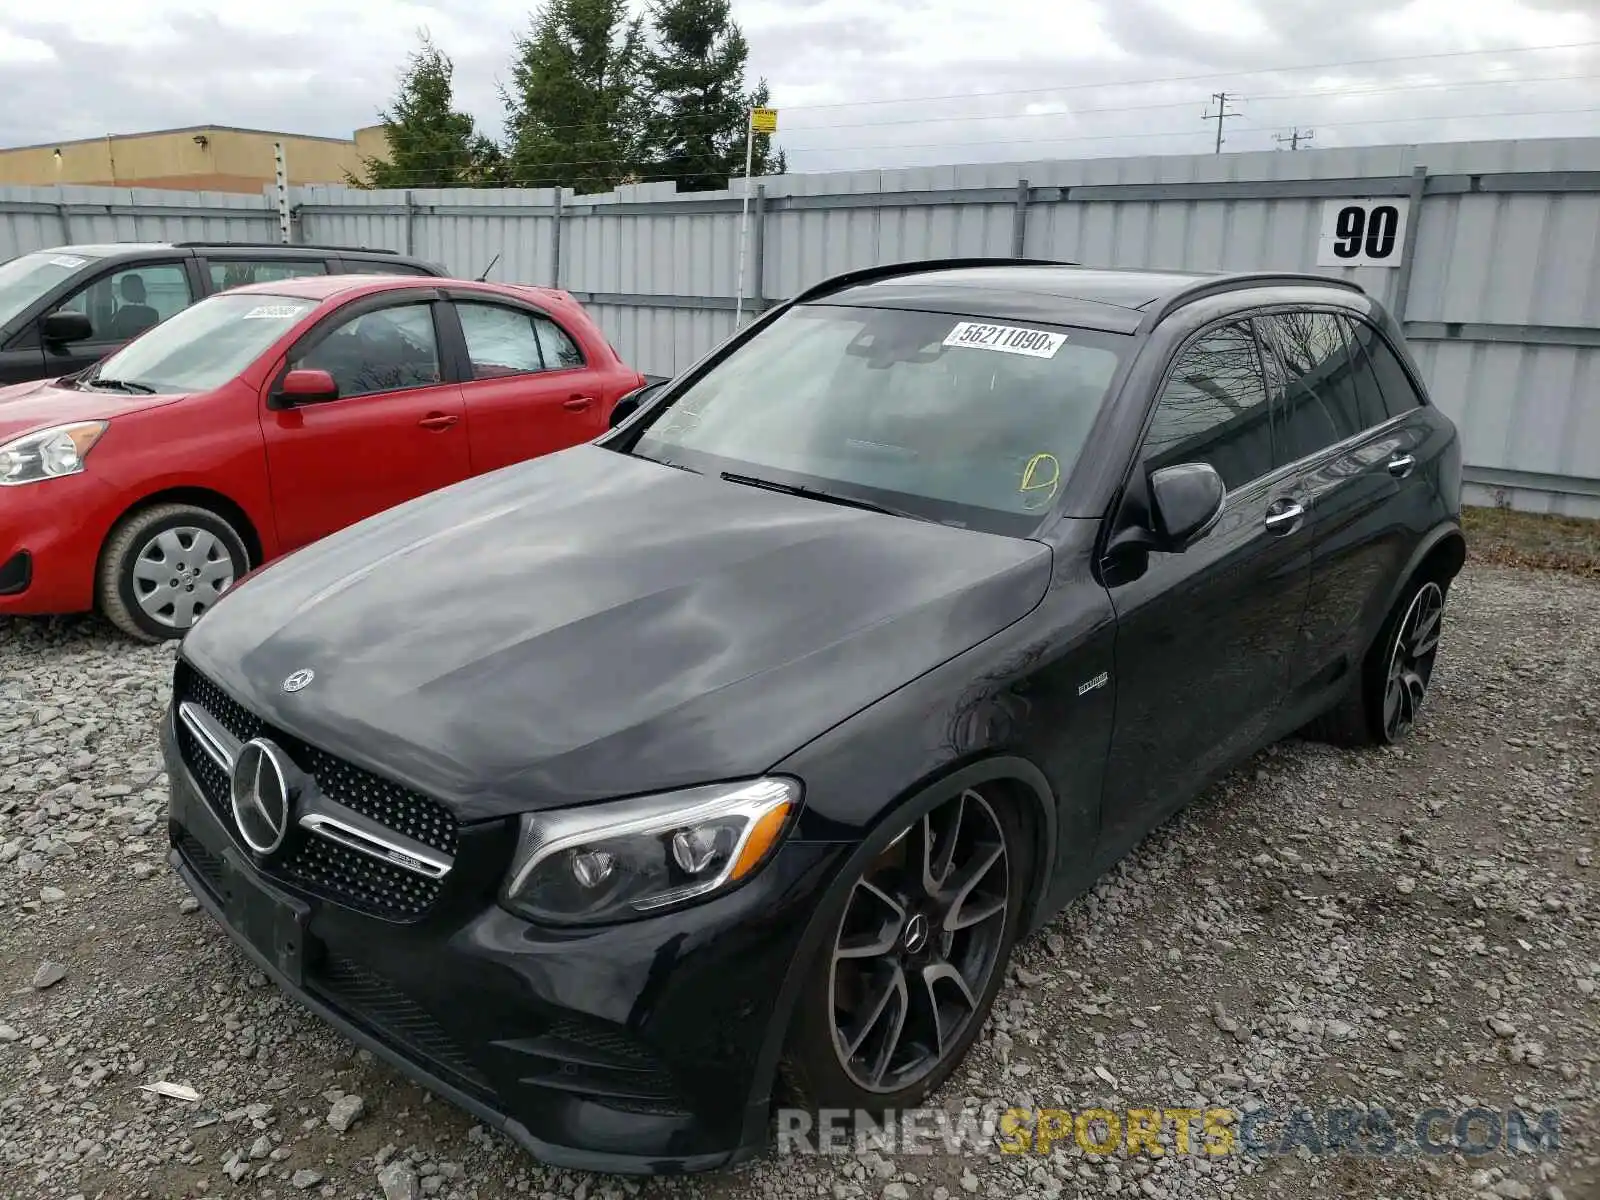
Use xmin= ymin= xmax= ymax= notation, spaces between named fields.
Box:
xmin=1381 ymin=579 xmax=1444 ymax=742
xmin=783 ymin=787 xmax=1024 ymax=1110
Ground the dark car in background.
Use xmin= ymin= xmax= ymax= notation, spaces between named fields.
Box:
xmin=163 ymin=260 xmax=1464 ymax=1173
xmin=0 ymin=241 xmax=446 ymax=385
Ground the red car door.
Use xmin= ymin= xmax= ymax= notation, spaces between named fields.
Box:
xmin=449 ymin=297 xmax=606 ymax=474
xmin=261 ymin=296 xmax=472 ymax=552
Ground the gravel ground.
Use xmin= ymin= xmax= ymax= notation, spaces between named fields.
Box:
xmin=1 ymin=562 xmax=1595 ymax=1200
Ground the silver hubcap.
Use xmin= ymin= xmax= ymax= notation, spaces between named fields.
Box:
xmin=130 ymin=526 xmax=235 ymax=629
xmin=1383 ymin=581 xmax=1444 ymax=742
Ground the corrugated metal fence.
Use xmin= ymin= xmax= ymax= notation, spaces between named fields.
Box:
xmin=4 ymin=137 xmax=1600 ymax=515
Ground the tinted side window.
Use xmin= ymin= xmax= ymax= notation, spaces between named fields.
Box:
xmin=1143 ymin=321 xmax=1273 ymax=491
xmin=58 ymin=263 xmax=193 ymax=341
xmin=293 ymin=303 xmax=441 ymax=398
xmin=209 ymin=259 xmax=328 ymax=292
xmin=1345 ymin=317 xmax=1424 ymax=418
xmin=534 ymin=316 xmax=584 ymax=370
xmin=1258 ymin=311 xmax=1366 ymax=464
xmin=456 ymin=302 xmax=545 ymax=379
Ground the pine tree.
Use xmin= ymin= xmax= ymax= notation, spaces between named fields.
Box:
xmin=505 ymin=0 xmax=646 ymax=194
xmin=355 ymin=31 xmax=497 ymax=189
xmin=641 ymin=0 xmax=782 ymax=191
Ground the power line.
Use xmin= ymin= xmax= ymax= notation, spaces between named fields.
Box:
xmin=374 ymin=69 xmax=1600 ymax=151
xmin=1275 ymin=127 xmax=1315 ymax=150
xmin=359 ymin=36 xmax=1600 ymax=156
xmin=765 ymin=70 xmax=1600 ymax=134
xmin=752 ymin=38 xmax=1600 ymax=114
xmin=1204 ymin=92 xmax=1243 ymax=153
xmin=348 ymin=103 xmax=1600 ymax=182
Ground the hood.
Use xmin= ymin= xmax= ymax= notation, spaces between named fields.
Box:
xmin=0 ymin=377 xmax=187 ymax=442
xmin=182 ymin=445 xmax=1052 ymax=822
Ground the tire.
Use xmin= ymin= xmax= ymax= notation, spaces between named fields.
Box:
xmin=1308 ymin=572 xmax=1450 ymax=748
xmin=781 ymin=788 xmax=1027 ymax=1113
xmin=98 ymin=503 xmax=250 ymax=643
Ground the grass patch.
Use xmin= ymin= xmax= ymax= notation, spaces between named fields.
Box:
xmin=1462 ymin=505 xmax=1600 ymax=578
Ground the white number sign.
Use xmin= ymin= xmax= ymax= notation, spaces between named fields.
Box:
xmin=1316 ymin=198 xmax=1410 ymax=268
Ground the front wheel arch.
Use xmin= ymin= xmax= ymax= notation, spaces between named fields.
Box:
xmin=98 ymin=486 xmax=265 ymax=570
xmin=738 ymin=756 xmax=1057 ymax=1139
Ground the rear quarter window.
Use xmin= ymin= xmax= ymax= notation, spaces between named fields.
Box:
xmin=1344 ymin=317 xmax=1425 ymax=418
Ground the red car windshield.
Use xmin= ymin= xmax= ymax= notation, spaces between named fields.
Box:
xmin=79 ymin=292 xmax=318 ymax=395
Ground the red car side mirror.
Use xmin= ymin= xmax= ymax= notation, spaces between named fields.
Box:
xmin=276 ymin=368 xmax=340 ymax=406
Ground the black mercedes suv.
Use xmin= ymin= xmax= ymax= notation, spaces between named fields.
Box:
xmin=162 ymin=259 xmax=1464 ymax=1173
xmin=0 ymin=241 xmax=445 ymax=385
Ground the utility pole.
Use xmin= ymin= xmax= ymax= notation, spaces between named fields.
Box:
xmin=1203 ymin=92 xmax=1241 ymax=154
xmin=274 ymin=141 xmax=291 ymax=244
xmin=1274 ymin=127 xmax=1315 ymax=151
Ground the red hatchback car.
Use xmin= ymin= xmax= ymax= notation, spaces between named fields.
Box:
xmin=0 ymin=274 xmax=646 ymax=640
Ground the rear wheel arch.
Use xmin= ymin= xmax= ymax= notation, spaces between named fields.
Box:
xmin=1417 ymin=526 xmax=1466 ymax=584
xmin=740 ymin=756 xmax=1057 ymax=1132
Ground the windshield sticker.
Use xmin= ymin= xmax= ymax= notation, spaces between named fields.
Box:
xmin=49 ymin=255 xmax=87 ymax=269
xmin=241 ymin=304 xmax=307 ymax=320
xmin=943 ymin=321 xmax=1067 ymax=359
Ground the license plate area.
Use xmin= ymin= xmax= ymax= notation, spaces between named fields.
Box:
xmin=216 ymin=849 xmax=314 ymax=987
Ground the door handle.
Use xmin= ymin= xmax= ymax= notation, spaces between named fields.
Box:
xmin=563 ymin=394 xmax=595 ymax=412
xmin=417 ymin=413 xmax=459 ymax=431
xmin=1387 ymin=453 xmax=1417 ymax=478
xmin=1263 ymin=501 xmax=1305 ymax=533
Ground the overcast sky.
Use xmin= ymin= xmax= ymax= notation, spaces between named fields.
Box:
xmin=2 ymin=0 xmax=1597 ymax=174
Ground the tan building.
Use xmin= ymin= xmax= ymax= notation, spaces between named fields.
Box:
xmin=0 ymin=125 xmax=394 ymax=193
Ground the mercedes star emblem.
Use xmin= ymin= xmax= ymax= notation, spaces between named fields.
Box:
xmin=229 ymin=739 xmax=297 ymax=856
xmin=282 ymin=669 xmax=315 ymax=693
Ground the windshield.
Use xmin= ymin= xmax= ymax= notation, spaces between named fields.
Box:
xmin=82 ymin=292 xmax=318 ymax=394
xmin=630 ymin=304 xmax=1126 ymax=534
xmin=0 ymin=251 xmax=97 ymax=331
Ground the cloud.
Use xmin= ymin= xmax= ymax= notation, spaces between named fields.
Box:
xmin=0 ymin=0 xmax=1595 ymax=170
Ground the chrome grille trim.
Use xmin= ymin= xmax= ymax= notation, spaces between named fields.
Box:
xmin=299 ymin=812 xmax=452 ymax=880
xmin=178 ymin=700 xmax=240 ymax=773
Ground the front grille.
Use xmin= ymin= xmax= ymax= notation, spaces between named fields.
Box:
xmin=275 ymin=834 xmax=442 ymax=921
xmin=308 ymin=954 xmax=493 ymax=1096
xmin=174 ymin=662 xmax=456 ymax=921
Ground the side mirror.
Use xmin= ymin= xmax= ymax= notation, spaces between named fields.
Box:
xmin=1148 ymin=462 xmax=1226 ymax=551
xmin=608 ymin=380 xmax=667 ymax=429
xmin=40 ymin=310 xmax=94 ymax=345
xmin=274 ymin=368 xmax=339 ymax=407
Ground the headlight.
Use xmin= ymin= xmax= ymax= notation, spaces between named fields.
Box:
xmin=502 ymin=777 xmax=800 ymax=925
xmin=0 ymin=422 xmax=108 ymax=486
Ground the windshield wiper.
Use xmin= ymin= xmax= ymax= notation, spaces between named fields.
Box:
xmin=82 ymin=377 xmax=156 ymax=394
xmin=719 ymin=471 xmax=915 ymax=519
xmin=638 ymin=453 xmax=702 ymax=475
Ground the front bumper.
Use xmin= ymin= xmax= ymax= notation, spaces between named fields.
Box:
xmin=0 ymin=472 xmax=122 ymax=616
xmin=162 ymin=712 xmax=847 ymax=1174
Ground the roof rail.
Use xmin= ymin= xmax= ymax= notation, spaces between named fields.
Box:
xmin=1137 ymin=271 xmax=1364 ymax=332
xmin=791 ymin=257 xmax=1078 ymax=306
xmin=170 ymin=241 xmax=401 ymax=254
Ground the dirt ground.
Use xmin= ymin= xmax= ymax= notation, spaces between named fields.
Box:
xmin=1 ymin=549 xmax=1595 ymax=1200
